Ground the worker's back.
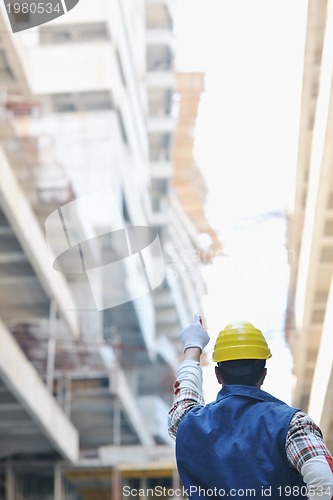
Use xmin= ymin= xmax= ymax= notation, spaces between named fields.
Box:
xmin=176 ymin=385 xmax=306 ymax=499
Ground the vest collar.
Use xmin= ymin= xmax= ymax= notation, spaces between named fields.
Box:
xmin=215 ymin=384 xmax=285 ymax=405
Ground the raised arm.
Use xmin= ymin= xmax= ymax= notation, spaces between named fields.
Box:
xmin=168 ymin=320 xmax=210 ymax=440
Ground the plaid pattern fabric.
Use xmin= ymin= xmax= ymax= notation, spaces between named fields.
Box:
xmin=286 ymin=410 xmax=333 ymax=472
xmin=168 ymin=386 xmax=333 ymax=473
xmin=168 ymin=387 xmax=204 ymax=440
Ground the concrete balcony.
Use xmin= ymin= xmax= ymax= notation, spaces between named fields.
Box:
xmin=146 ymin=30 xmax=175 ymax=47
xmin=0 ymin=318 xmax=79 ymax=461
xmin=146 ymin=71 xmax=175 ymax=89
xmin=150 ymin=161 xmax=173 ymax=179
xmin=148 ymin=115 xmax=176 ymax=133
xmin=0 ymin=145 xmax=79 ymax=338
xmin=26 ymin=42 xmax=118 ymax=95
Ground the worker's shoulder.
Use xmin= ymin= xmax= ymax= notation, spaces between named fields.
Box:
xmin=180 ymin=400 xmax=214 ymax=420
xmin=289 ymin=409 xmax=322 ymax=429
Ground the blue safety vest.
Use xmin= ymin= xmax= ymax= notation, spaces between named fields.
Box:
xmin=176 ymin=385 xmax=307 ymax=499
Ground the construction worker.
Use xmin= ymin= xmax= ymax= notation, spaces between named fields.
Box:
xmin=168 ymin=320 xmax=333 ymax=499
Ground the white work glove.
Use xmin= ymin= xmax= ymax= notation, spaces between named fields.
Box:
xmin=180 ymin=320 xmax=210 ymax=352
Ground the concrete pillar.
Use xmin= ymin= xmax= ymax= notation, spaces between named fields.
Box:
xmin=113 ymin=397 xmax=121 ymax=446
xmin=5 ymin=461 xmax=15 ymax=500
xmin=140 ymin=478 xmax=148 ymax=500
xmin=111 ymin=467 xmax=121 ymax=500
xmin=46 ymin=300 xmax=57 ymax=393
xmin=54 ymin=463 xmax=64 ymax=500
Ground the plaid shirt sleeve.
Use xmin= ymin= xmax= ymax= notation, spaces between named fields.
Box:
xmin=168 ymin=360 xmax=205 ymax=440
xmin=286 ymin=410 xmax=333 ymax=472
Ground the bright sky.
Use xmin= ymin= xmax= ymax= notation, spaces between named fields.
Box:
xmin=174 ymin=0 xmax=308 ymax=403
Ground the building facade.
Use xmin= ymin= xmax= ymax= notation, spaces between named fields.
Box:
xmin=287 ymin=0 xmax=333 ymax=452
xmin=0 ymin=0 xmax=215 ymax=498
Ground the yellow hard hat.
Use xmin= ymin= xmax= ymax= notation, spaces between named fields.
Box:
xmin=212 ymin=321 xmax=272 ymax=362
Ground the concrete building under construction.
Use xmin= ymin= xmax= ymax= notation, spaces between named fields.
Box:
xmin=0 ymin=0 xmax=219 ymax=498
xmin=287 ymin=0 xmax=333 ymax=453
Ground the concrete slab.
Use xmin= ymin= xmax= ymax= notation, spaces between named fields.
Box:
xmin=0 ymin=318 xmax=79 ymax=462
xmin=0 ymin=146 xmax=79 ymax=338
